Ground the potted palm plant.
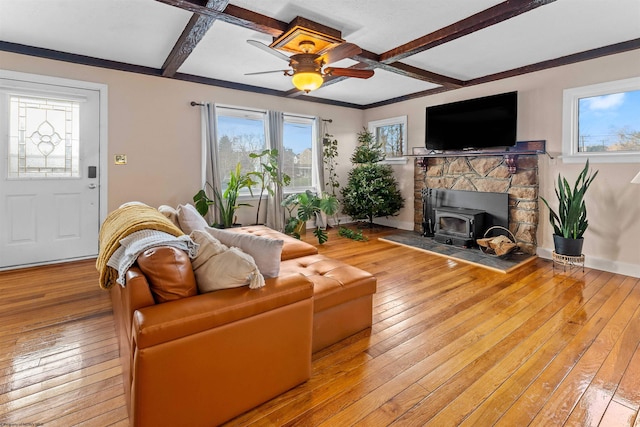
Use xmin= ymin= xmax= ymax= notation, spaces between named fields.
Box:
xmin=282 ymin=190 xmax=338 ymax=244
xmin=193 ymin=163 xmax=256 ymax=228
xmin=540 ymin=160 xmax=598 ymax=256
xmin=248 ymin=148 xmax=290 ymax=225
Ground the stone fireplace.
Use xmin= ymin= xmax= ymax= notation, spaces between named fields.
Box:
xmin=414 ymin=155 xmax=539 ymax=254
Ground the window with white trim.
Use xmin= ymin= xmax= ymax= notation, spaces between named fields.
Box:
xmin=562 ymin=77 xmax=640 ymax=163
xmin=215 ymin=106 xmax=317 ymax=194
xmin=215 ymin=106 xmax=267 ymax=193
xmin=282 ymin=114 xmax=316 ymax=192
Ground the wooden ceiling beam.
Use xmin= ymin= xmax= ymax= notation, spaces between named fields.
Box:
xmin=362 ymin=38 xmax=640 ymax=109
xmin=380 ymin=0 xmax=557 ymax=63
xmin=155 ymin=0 xmax=288 ymax=36
xmin=157 ymin=0 xmax=462 ymax=88
xmin=161 ymin=0 xmax=229 ymax=77
xmin=466 ymin=37 xmax=640 ymax=86
xmin=353 ymin=52 xmax=464 ymax=87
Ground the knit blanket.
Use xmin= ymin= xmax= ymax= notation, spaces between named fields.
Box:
xmin=107 ymin=229 xmax=198 ymax=287
xmin=96 ymin=203 xmax=184 ymax=289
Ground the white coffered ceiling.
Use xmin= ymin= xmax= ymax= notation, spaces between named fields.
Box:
xmin=0 ymin=0 xmax=638 ymax=108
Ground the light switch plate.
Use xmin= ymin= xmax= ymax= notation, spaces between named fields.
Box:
xmin=114 ymin=154 xmax=127 ymax=165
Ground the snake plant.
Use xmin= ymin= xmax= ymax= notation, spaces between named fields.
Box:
xmin=540 ymin=160 xmax=598 ymax=239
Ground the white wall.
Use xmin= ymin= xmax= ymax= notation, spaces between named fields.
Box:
xmin=364 ymin=50 xmax=640 ymax=277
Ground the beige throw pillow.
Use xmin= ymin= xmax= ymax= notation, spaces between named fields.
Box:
xmin=158 ymin=205 xmax=180 ymax=229
xmin=190 ymin=230 xmax=265 ymax=292
xmin=177 ymin=203 xmax=209 ymax=234
xmin=205 ymin=226 xmax=283 ymax=278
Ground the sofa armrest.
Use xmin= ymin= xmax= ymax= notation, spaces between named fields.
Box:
xmin=124 ymin=267 xmax=157 ymax=312
xmin=133 ymin=273 xmax=314 ymax=349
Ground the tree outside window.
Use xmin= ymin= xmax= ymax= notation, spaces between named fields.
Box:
xmin=283 ymin=116 xmax=315 ymax=192
xmin=216 ymin=109 xmax=266 ymax=192
xmin=215 ymin=107 xmax=317 ymax=194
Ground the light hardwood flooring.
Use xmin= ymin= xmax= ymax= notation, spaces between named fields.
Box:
xmin=1 ymin=226 xmax=639 ymax=426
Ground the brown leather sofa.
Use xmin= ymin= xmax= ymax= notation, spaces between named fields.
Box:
xmin=109 ymin=225 xmax=376 ymax=427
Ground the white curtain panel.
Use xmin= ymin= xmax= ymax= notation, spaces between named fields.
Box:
xmin=266 ymin=111 xmax=285 ymax=231
xmin=202 ymin=102 xmax=221 ymax=226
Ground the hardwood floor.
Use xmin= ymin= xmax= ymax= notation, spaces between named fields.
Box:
xmin=1 ymin=226 xmax=638 ymax=426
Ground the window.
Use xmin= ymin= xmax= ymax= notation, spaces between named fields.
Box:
xmin=214 ymin=106 xmax=317 ymax=195
xmin=8 ymin=95 xmax=80 ymax=179
xmin=282 ymin=114 xmax=316 ymax=192
xmin=562 ymin=77 xmax=640 ymax=163
xmin=368 ymin=115 xmax=408 ymax=164
xmin=215 ymin=106 xmax=267 ymax=192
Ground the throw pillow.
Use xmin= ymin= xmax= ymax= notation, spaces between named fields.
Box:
xmin=190 ymin=230 xmax=265 ymax=291
xmin=136 ymin=246 xmax=198 ymax=304
xmin=158 ymin=205 xmax=180 ymax=228
xmin=205 ymin=226 xmax=283 ymax=278
xmin=177 ymin=203 xmax=208 ymax=234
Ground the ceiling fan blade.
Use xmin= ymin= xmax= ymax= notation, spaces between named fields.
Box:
xmin=247 ymin=40 xmax=291 ymax=62
xmin=319 ymin=42 xmax=362 ymax=65
xmin=324 ymin=68 xmax=374 ymax=79
xmin=245 ymin=69 xmax=290 ymax=76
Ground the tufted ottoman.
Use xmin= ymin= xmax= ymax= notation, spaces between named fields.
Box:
xmin=280 ymin=254 xmax=377 ymax=352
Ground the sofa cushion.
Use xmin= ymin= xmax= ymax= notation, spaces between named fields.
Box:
xmin=190 ymin=229 xmax=265 ymax=291
xmin=206 ymin=226 xmax=283 ymax=278
xmin=158 ymin=205 xmax=180 ymax=228
xmin=136 ymin=246 xmax=198 ymax=304
xmin=280 ymin=254 xmax=377 ymax=313
xmin=177 ymin=203 xmax=208 ymax=234
xmin=222 ymin=225 xmax=318 ymax=261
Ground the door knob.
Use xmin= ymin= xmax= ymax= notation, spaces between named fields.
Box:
xmin=88 ymin=183 xmax=97 ymax=189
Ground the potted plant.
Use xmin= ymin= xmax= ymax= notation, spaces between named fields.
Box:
xmin=248 ymin=148 xmax=290 ymax=225
xmin=193 ymin=163 xmax=256 ymax=228
xmin=282 ymin=190 xmax=339 ymax=244
xmin=540 ymin=160 xmax=598 ymax=256
xmin=323 ymin=133 xmax=340 ymax=197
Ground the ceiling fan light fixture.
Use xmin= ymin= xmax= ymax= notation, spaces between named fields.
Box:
xmin=292 ymin=71 xmax=323 ymax=93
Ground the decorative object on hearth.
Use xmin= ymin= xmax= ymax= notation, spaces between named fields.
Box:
xmin=477 ymin=226 xmax=518 ymax=257
xmin=341 ymin=128 xmax=404 ymax=227
xmin=540 ymin=160 xmax=598 ymax=256
xmin=245 ymin=23 xmax=373 ymax=92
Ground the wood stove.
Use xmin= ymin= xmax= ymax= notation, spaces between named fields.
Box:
xmin=433 ymin=206 xmax=485 ymax=247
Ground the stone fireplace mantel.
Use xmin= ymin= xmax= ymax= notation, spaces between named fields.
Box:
xmin=410 ymin=140 xmax=546 ymax=174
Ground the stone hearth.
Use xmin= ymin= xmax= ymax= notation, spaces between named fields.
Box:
xmin=414 ymin=155 xmax=539 ymax=254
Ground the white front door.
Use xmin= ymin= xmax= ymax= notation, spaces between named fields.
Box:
xmin=0 ymin=75 xmax=102 ymax=269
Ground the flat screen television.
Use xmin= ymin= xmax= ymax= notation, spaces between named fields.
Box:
xmin=425 ymin=91 xmax=517 ymax=151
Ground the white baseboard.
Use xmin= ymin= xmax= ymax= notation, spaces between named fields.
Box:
xmin=372 ymin=217 xmax=415 ymax=231
xmin=325 ymin=216 xmax=414 ymax=230
xmin=537 ymin=247 xmax=640 ymax=278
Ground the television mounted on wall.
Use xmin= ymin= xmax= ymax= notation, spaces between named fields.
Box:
xmin=425 ymin=91 xmax=518 ymax=152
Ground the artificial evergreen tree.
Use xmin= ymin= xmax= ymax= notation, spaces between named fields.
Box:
xmin=341 ymin=128 xmax=404 ymax=226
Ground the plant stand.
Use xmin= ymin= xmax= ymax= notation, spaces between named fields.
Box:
xmin=552 ymin=251 xmax=585 ymax=273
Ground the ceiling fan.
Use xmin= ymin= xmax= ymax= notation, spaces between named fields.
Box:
xmin=246 ymin=39 xmax=374 ymax=93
